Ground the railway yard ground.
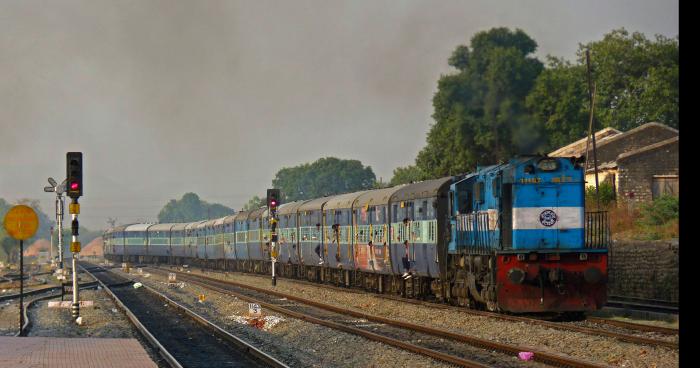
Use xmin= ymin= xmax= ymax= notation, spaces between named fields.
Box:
xmin=0 ymin=260 xmax=679 ymax=367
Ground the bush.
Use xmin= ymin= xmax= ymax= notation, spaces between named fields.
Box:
xmin=638 ymin=195 xmax=679 ymax=226
xmin=585 ymin=182 xmax=616 ymax=208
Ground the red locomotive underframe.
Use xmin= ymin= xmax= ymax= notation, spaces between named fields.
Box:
xmin=495 ymin=252 xmax=607 ymax=313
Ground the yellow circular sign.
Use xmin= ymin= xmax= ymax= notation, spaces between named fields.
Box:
xmin=3 ymin=205 xmax=39 ymax=240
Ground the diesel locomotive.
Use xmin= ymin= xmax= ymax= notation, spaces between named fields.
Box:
xmin=104 ymin=155 xmax=609 ymax=314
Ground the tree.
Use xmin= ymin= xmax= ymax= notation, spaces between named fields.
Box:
xmin=526 ymin=28 xmax=678 ymax=149
xmin=272 ymin=157 xmax=376 ymax=201
xmin=389 ymin=165 xmax=427 ymax=186
xmin=416 ymin=27 xmax=544 ymax=178
xmin=157 ymin=193 xmax=234 ymax=222
xmin=242 ymin=195 xmax=265 ymax=211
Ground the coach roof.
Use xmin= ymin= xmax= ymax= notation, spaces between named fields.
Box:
xmin=324 ymin=190 xmax=371 ymax=210
xmin=124 ymin=224 xmax=152 ymax=232
xmin=148 ymin=223 xmax=176 ymax=232
xmin=390 ymin=177 xmax=453 ymax=202
xmin=355 ymin=186 xmax=404 ymax=208
xmin=298 ymin=196 xmax=331 ymax=212
xmin=277 ymin=200 xmax=305 ymax=215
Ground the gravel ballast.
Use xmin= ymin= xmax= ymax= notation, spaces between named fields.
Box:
xmin=119 ymin=269 xmax=465 ymax=368
xmin=145 ymin=266 xmax=678 ymax=368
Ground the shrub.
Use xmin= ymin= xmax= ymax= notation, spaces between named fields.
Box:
xmin=638 ymin=195 xmax=679 ymax=226
xmin=585 ymin=182 xmax=616 ymax=208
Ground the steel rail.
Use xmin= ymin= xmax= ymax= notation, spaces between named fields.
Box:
xmin=0 ymin=281 xmax=99 ymax=302
xmin=156 ymin=268 xmax=610 ymax=368
xmin=585 ymin=317 xmax=678 ymax=335
xmin=81 ymin=265 xmax=183 ymax=368
xmin=82 ymin=264 xmax=289 ymax=368
xmin=163 ymin=266 xmax=678 ymax=350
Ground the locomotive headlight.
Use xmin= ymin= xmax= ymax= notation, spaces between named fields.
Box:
xmin=537 ymin=158 xmax=559 ymax=171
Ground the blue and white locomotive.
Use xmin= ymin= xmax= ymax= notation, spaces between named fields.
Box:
xmin=104 ymin=155 xmax=608 ymax=314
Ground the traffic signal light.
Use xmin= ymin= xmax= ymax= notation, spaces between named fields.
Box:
xmin=66 ymin=152 xmax=83 ymax=199
xmin=267 ymin=189 xmax=280 ymax=209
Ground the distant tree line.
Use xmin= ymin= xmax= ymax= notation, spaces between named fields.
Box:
xmin=157 ymin=193 xmax=234 ymax=223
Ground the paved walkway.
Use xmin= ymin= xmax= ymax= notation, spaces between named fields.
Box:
xmin=0 ymin=336 xmax=158 ymax=368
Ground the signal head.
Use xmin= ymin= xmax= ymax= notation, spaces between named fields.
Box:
xmin=66 ymin=152 xmax=83 ymax=199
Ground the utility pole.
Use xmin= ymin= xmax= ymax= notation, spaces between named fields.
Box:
xmin=585 ymin=49 xmax=601 ymax=209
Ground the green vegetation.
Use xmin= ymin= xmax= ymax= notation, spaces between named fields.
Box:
xmin=607 ymin=195 xmax=679 ymax=241
xmin=271 ymin=157 xmax=376 ymax=202
xmin=242 ymin=196 xmax=265 ymax=211
xmin=389 ymin=165 xmax=428 ymax=186
xmin=157 ymin=193 xmax=234 ymax=223
xmin=638 ymin=195 xmax=679 ymax=227
xmin=585 ymin=182 xmax=617 ymax=208
xmin=390 ymin=27 xmax=678 ymax=184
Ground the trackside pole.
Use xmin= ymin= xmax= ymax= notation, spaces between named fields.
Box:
xmin=70 ymin=200 xmax=81 ymax=319
xmin=19 ymin=239 xmax=24 ymax=335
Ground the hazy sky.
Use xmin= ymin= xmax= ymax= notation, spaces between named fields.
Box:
xmin=1 ymin=0 xmax=678 ymax=230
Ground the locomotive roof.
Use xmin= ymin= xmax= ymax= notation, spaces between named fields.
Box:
xmin=390 ymin=177 xmax=453 ymax=202
xmin=277 ymin=200 xmax=305 ymax=215
xmin=222 ymin=214 xmax=237 ymax=224
xmin=148 ymin=223 xmax=176 ymax=231
xmin=355 ymin=186 xmax=405 ymax=208
xmin=213 ymin=217 xmax=226 ymax=226
xmin=298 ymin=196 xmax=331 ymax=212
xmin=324 ymin=190 xmax=371 ymax=210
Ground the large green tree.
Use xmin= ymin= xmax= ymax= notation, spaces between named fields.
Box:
xmin=527 ymin=28 xmax=678 ymax=148
xmin=416 ymin=27 xmax=544 ymax=177
xmin=157 ymin=193 xmax=234 ymax=222
xmin=389 ymin=165 xmax=427 ymax=186
xmin=241 ymin=195 xmax=265 ymax=211
xmin=272 ymin=157 xmax=376 ymax=202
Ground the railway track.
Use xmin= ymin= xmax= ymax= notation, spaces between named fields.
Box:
xmin=147 ymin=267 xmax=610 ymax=368
xmin=606 ymin=295 xmax=678 ymax=315
xmin=160 ymin=266 xmax=678 ymax=350
xmin=80 ymin=263 xmax=288 ymax=368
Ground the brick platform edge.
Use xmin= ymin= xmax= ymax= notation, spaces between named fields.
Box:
xmin=0 ymin=336 xmax=158 ymax=368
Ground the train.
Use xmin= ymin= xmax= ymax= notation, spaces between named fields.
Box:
xmin=103 ymin=155 xmax=609 ymax=314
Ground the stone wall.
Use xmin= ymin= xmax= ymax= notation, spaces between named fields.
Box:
xmin=607 ymin=239 xmax=678 ymax=302
xmin=617 ymin=138 xmax=679 ymax=203
xmin=594 ymin=123 xmax=678 ymax=164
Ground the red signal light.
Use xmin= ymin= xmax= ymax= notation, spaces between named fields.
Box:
xmin=270 ymin=200 xmax=277 ymax=207
xmin=70 ymin=182 xmax=79 ymax=190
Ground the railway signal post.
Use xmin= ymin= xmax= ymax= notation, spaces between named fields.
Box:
xmin=66 ymin=152 xmax=83 ymax=319
xmin=44 ymin=177 xmax=67 ymax=278
xmin=267 ymin=189 xmax=281 ymax=286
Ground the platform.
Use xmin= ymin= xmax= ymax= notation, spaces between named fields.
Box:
xmin=0 ymin=336 xmax=158 ymax=368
